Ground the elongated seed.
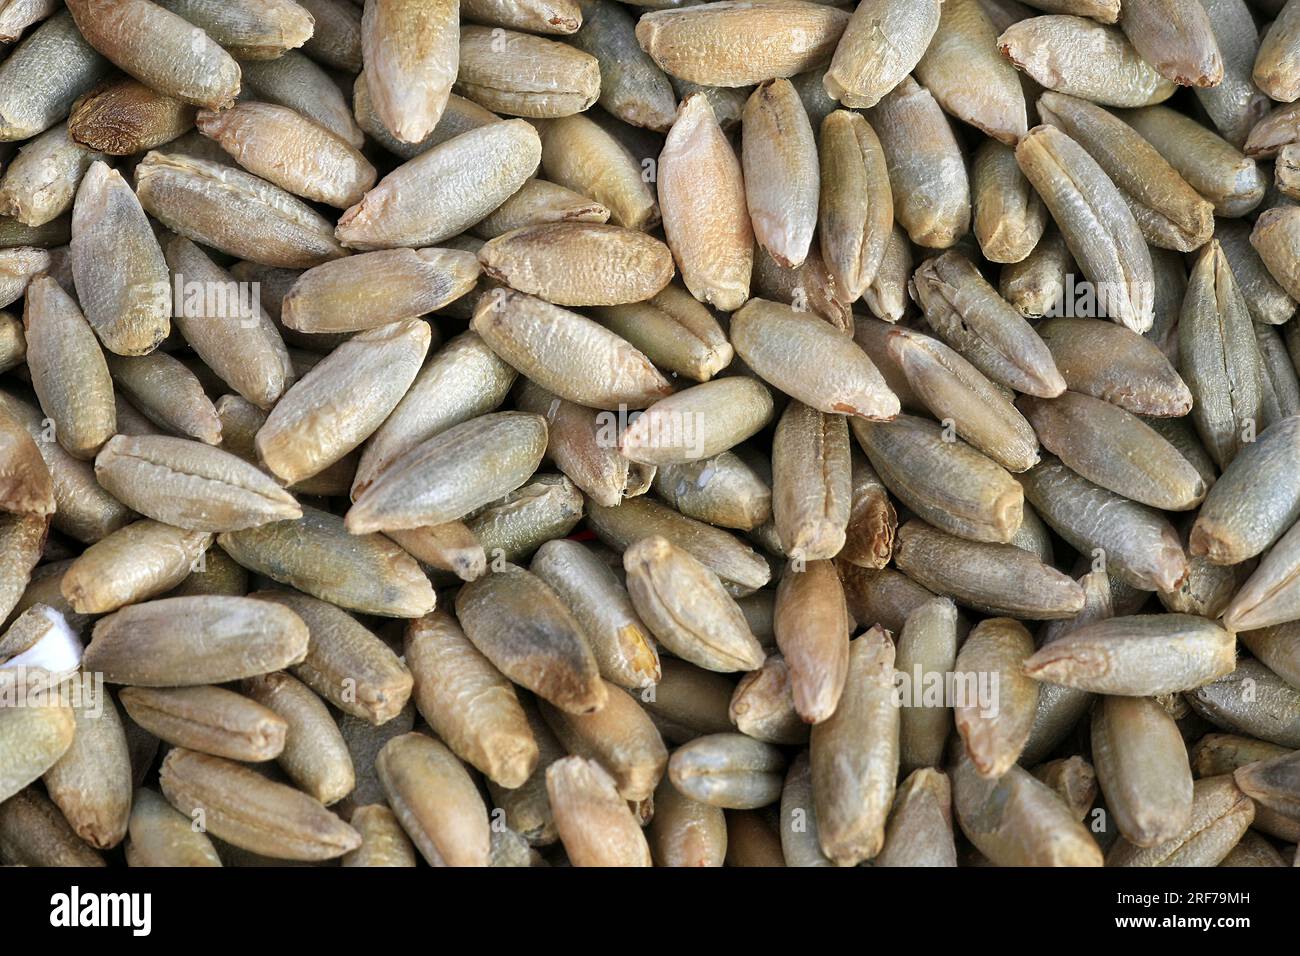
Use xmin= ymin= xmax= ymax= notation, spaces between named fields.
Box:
xmin=865 ymin=77 xmax=970 ymax=249
xmin=896 ymin=597 xmax=959 ymax=772
xmin=1233 ymin=749 xmax=1300 ymax=821
xmin=952 ymin=617 xmax=1039 ymax=777
xmin=0 ymin=673 xmax=73 ymax=804
xmin=456 ymin=25 xmax=598 ymax=118
xmin=1251 ymin=206 xmax=1300 ymax=301
xmin=0 ymin=10 xmax=111 ymax=143
xmin=472 ymin=289 xmax=671 ymax=409
xmin=455 ymin=564 xmax=605 ymax=714
xmin=973 ymin=139 xmax=1048 ymax=263
xmin=345 ymin=411 xmax=546 ymax=534
xmin=635 ymin=2 xmax=848 ymax=88
xmin=531 ymin=539 xmax=660 ymax=689
xmin=853 ymin=414 xmax=1023 ymax=545
xmin=1023 ymin=613 xmax=1236 ymax=695
xmin=998 ymin=15 xmax=1177 ymax=107
xmin=94 ymin=434 xmax=301 ymax=532
xmin=887 ymin=326 xmax=1039 ymax=472
xmin=83 ymin=595 xmax=308 ymax=686
xmin=104 ymin=350 xmax=220 ymax=444
xmin=669 ymin=733 xmax=785 ymax=810
xmin=538 ymin=114 xmax=658 ymax=230
xmin=1092 ymin=694 xmax=1194 ymax=847
xmin=479 ymin=222 xmax=673 ymax=307
xmin=1224 ymin=513 xmax=1300 ymax=631
xmin=622 ymin=378 xmax=773 ymax=467
xmin=587 ymin=498 xmax=773 ymax=595
xmin=1194 ymin=0 xmax=1272 ymax=147
xmin=1107 ymin=775 xmax=1254 ymax=866
xmin=242 ymin=672 xmax=354 ymax=806
xmin=119 ymin=685 xmax=288 ymax=762
xmin=950 ymin=747 xmax=1103 ymax=865
xmin=1122 ymin=105 xmax=1266 ymax=217
xmin=769 ymin=402 xmax=850 ymax=560
xmin=60 ymin=519 xmax=210 ymax=614
xmin=1036 ymin=317 xmax=1192 ymax=416
xmin=657 ymin=94 xmax=752 ymax=311
xmin=0 ymin=124 xmax=102 ymax=229
xmin=778 ymin=751 xmax=831 ymax=866
xmin=219 ymin=506 xmax=435 ymax=618
xmin=374 ymin=732 xmax=491 ymax=866
xmin=896 ymin=519 xmax=1084 ymax=620
xmin=69 ymin=77 xmax=194 ymax=156
xmin=1190 ymin=415 xmax=1300 ymax=565
xmin=1016 ymin=125 xmax=1156 ymax=333
xmin=1019 ymin=391 xmax=1206 ymax=509
xmin=515 ymin=381 xmax=644 ymax=510
xmin=732 ymin=298 xmax=900 ymax=420
xmin=540 ymin=682 xmax=666 ymax=802
xmin=352 ymin=126 xmax=535 ymax=246
xmin=241 ymin=50 xmax=364 ymax=148
xmin=1187 ymin=658 xmax=1300 ymax=748
xmin=404 ymin=611 xmax=536 ymax=789
xmin=386 ymin=523 xmax=485 ymax=584
xmin=566 ymin=0 xmax=672 ymax=130
xmin=874 ymin=767 xmax=958 ymax=867
xmin=1019 ymin=456 xmax=1188 ymax=591
xmin=161 ymin=748 xmax=359 ymax=861
xmin=647 ymin=775 xmax=726 ymax=867
xmin=773 ymin=559 xmax=849 ymax=724
xmin=23 ymin=275 xmax=113 ymax=460
xmin=65 ymin=0 xmax=240 ymax=109
xmin=124 ymin=787 xmax=221 ymax=867
xmin=341 ymin=804 xmax=416 ymax=868
xmin=743 ymin=80 xmax=818 ymax=269
xmin=196 ymin=102 xmax=376 ymax=209
xmin=863 ymin=225 xmax=913 ymax=322
xmin=472 ymin=178 xmax=610 ymax=240
xmin=823 ymin=0 xmax=939 ymax=108
xmin=352 ymin=331 xmax=516 ymax=498
xmin=70 ymin=161 xmax=170 ymax=356
xmin=361 ymin=0 xmax=457 ymax=144
xmin=624 ymin=536 xmax=765 ymax=673
xmin=135 ymin=151 xmax=347 ymax=268
xmin=467 ymin=472 xmax=585 ymax=564
xmin=153 ymin=0 xmax=313 ymax=59
xmin=1255 ymin=0 xmax=1300 ymax=102
xmin=913 ymin=251 xmax=1068 ymax=394
xmin=547 ymin=756 xmax=651 ymax=866
xmin=1118 ymin=0 xmax=1223 ymax=88
xmin=817 ymin=110 xmax=891 ymax=298
xmin=810 ymin=626 xmax=899 ymax=865
xmin=0 ymin=788 xmax=105 ymax=866
xmin=916 ymin=0 xmax=1028 ymax=145
xmin=166 ymin=237 xmax=295 ymax=410
xmin=257 ymin=320 xmax=431 ymax=486
xmin=1181 ymin=241 xmax=1267 ymax=469
xmin=250 ymin=589 xmax=414 ymax=725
